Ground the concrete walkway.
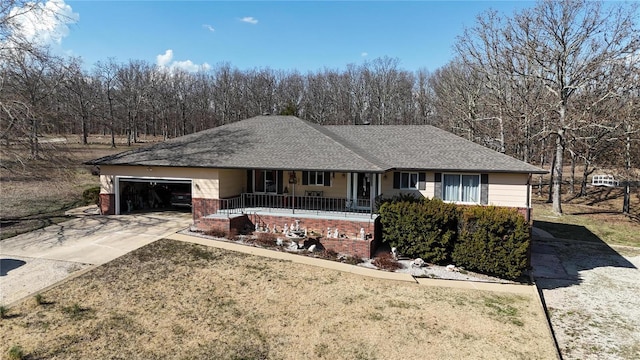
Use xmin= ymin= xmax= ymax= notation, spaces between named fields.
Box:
xmin=2 ymin=211 xmax=538 ymax=306
xmin=167 ymin=232 xmax=537 ymax=295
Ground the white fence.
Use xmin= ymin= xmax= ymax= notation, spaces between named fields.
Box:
xmin=591 ymin=175 xmax=619 ymax=187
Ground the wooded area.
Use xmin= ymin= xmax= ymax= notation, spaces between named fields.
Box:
xmin=1 ymin=0 xmax=638 ymax=215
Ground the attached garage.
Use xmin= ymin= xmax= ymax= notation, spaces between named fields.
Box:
xmin=115 ymin=177 xmax=192 ymax=214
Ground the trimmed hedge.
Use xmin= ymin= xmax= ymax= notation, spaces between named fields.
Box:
xmin=378 ymin=198 xmax=531 ymax=280
xmin=379 ymin=198 xmax=458 ymax=264
xmin=452 ymin=206 xmax=530 ymax=280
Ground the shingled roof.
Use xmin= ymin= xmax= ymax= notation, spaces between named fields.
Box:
xmin=88 ymin=115 xmax=545 ymax=174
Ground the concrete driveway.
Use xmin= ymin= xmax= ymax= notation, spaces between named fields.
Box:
xmin=0 ymin=211 xmax=191 ymax=305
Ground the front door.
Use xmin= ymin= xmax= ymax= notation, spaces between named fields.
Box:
xmin=349 ymin=173 xmax=378 ymax=210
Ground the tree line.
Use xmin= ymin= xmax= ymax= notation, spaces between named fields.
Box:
xmin=1 ymin=0 xmax=638 ymax=214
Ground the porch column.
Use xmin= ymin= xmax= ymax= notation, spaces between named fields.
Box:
xmin=369 ymin=172 xmax=375 ymax=214
xmin=346 ymin=172 xmax=352 ymax=205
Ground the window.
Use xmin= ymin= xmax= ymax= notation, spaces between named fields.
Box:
xmin=443 ymin=174 xmax=480 ymax=203
xmin=400 ymin=172 xmax=418 ymax=189
xmin=302 ymin=171 xmax=330 ymax=186
xmin=255 ymin=170 xmax=278 ymax=193
xmin=307 ymin=171 xmax=324 ymax=186
xmin=393 ymin=172 xmax=426 ymax=190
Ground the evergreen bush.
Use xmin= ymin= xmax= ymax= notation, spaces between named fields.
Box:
xmin=82 ymin=186 xmax=100 ymax=205
xmin=379 ymin=198 xmax=458 ymax=264
xmin=452 ymin=206 xmax=530 ymax=280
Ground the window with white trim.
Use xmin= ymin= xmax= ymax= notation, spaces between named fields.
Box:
xmin=442 ymin=174 xmax=480 ymax=203
xmin=307 ymin=171 xmax=325 ymax=186
xmin=400 ymin=172 xmax=418 ymax=190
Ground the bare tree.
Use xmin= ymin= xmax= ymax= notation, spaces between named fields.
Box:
xmin=455 ymin=0 xmax=639 ymax=214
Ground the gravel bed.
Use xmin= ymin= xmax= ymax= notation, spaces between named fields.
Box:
xmin=533 ymin=238 xmax=640 ymax=360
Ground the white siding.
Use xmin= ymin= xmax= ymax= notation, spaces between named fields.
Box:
xmin=488 ymin=173 xmax=529 ymax=208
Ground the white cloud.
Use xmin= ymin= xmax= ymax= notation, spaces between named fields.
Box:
xmin=240 ymin=16 xmax=258 ymax=24
xmin=203 ymin=24 xmax=215 ymax=32
xmin=156 ymin=49 xmax=211 ymax=73
xmin=156 ymin=49 xmax=174 ymax=67
xmin=8 ymin=0 xmax=79 ymax=46
xmin=361 ymin=52 xmax=368 ymax=57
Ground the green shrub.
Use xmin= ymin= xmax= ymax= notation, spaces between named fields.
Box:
xmin=375 ymin=193 xmax=420 ymax=211
xmin=82 ymin=186 xmax=100 ymax=205
xmin=62 ymin=303 xmax=88 ymax=320
xmin=379 ymin=198 xmax=458 ymax=264
xmin=8 ymin=345 xmax=24 ymax=360
xmin=34 ymin=293 xmax=44 ymax=305
xmin=452 ymin=206 xmax=530 ymax=280
xmin=0 ymin=305 xmax=7 ymax=318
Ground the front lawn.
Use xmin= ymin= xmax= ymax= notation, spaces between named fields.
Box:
xmin=0 ymin=239 xmax=556 ymax=359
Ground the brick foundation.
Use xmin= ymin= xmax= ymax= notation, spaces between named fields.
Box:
xmin=517 ymin=207 xmax=532 ymax=223
xmin=99 ymin=193 xmax=115 ymax=215
xmin=319 ymin=237 xmax=377 ymax=259
xmin=251 ymin=214 xmax=378 ymax=258
xmin=198 ymin=214 xmax=249 ymax=235
xmin=194 ymin=211 xmax=380 ymax=258
xmin=192 ymin=198 xmax=221 ymax=223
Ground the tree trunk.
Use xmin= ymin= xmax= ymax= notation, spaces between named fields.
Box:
xmin=552 ymin=129 xmax=564 ymax=214
xmin=81 ymin=114 xmax=88 ymax=145
xmin=547 ymin=151 xmax=556 ymax=203
xmin=579 ymin=156 xmax=592 ymax=197
xmin=623 ymin=122 xmax=631 ymax=214
xmin=30 ymin=117 xmax=39 ymax=159
xmin=127 ymin=111 xmax=132 ymax=147
xmin=569 ymin=151 xmax=575 ymax=195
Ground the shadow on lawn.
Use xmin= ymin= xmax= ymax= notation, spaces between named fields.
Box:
xmin=531 ymin=221 xmax=636 ymax=290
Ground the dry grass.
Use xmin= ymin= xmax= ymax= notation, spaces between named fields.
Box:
xmin=534 ymin=202 xmax=640 ymax=247
xmin=0 ymin=239 xmax=555 ymax=360
xmin=0 ymin=136 xmax=162 ymax=239
xmin=531 ymin=170 xmax=640 ymax=247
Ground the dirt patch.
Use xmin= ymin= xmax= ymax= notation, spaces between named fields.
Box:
xmin=533 ymin=238 xmax=640 ymax=359
xmin=0 ymin=239 xmax=556 ymax=359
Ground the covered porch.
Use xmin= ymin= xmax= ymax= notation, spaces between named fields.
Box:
xmin=208 ymin=169 xmax=386 ymax=217
xmin=215 ymin=192 xmax=376 ymax=218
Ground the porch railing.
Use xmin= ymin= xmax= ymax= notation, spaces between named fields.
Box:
xmin=216 ymin=193 xmax=373 ymax=217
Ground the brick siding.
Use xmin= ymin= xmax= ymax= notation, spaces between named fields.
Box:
xmin=99 ymin=193 xmax=115 ymax=215
xmin=192 ymin=198 xmax=221 ymax=223
xmin=194 ymin=211 xmax=381 ymax=258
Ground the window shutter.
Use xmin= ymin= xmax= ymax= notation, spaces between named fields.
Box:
xmin=277 ymin=171 xmax=284 ymax=194
xmin=246 ymin=170 xmax=253 ymax=193
xmin=434 ymin=173 xmax=442 ymax=199
xmin=481 ymin=173 xmax=489 ymax=205
xmin=302 ymin=171 xmax=309 ymax=185
xmin=393 ymin=172 xmax=400 ymax=189
xmin=418 ymin=172 xmax=426 ymax=190
xmin=324 ymin=172 xmax=331 ymax=186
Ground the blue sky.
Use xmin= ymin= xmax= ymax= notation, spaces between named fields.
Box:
xmin=28 ymin=1 xmax=536 ymax=72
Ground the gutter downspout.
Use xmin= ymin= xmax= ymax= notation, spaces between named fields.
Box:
xmin=527 ymin=174 xmax=532 ymax=223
